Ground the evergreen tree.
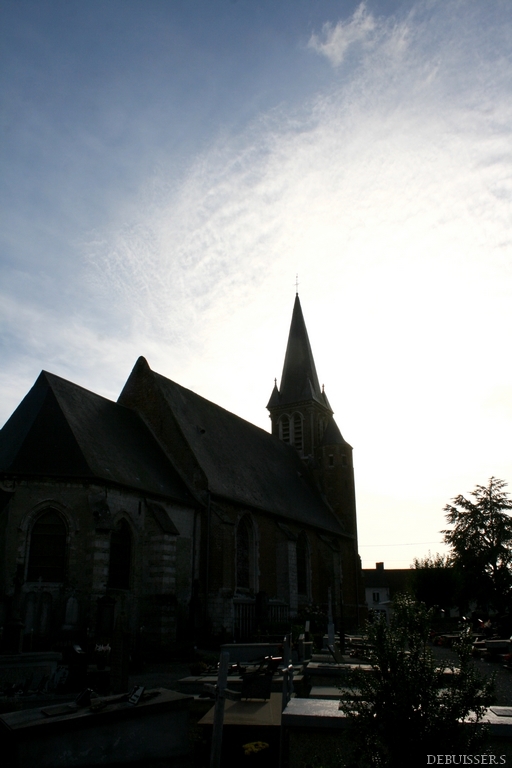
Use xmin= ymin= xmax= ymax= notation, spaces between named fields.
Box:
xmin=442 ymin=477 xmax=512 ymax=613
xmin=411 ymin=551 xmax=458 ymax=614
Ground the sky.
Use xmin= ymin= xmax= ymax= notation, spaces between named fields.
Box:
xmin=1 ymin=0 xmax=512 ymax=569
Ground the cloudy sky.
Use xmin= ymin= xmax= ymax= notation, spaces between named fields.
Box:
xmin=2 ymin=0 xmax=512 ymax=568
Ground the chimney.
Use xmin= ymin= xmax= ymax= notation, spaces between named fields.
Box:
xmin=376 ymin=562 xmax=384 ymax=571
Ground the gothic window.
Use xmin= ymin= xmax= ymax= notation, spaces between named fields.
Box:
xmin=293 ymin=413 xmax=303 ymax=452
xmin=279 ymin=415 xmax=290 ymax=443
xmin=108 ymin=520 xmax=131 ymax=589
xmin=236 ymin=515 xmax=256 ymax=591
xmin=27 ymin=509 xmax=67 ymax=582
xmin=297 ymin=531 xmax=310 ymax=597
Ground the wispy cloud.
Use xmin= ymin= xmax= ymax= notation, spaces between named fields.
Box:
xmin=308 ymin=2 xmax=379 ymax=66
xmin=86 ymin=0 xmax=512 ymax=360
xmin=3 ymin=0 xmax=512 ymax=566
xmin=81 ymin=2 xmax=512 ymax=568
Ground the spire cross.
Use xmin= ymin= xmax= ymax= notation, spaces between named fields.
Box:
xmin=295 ymin=274 xmax=299 ymax=294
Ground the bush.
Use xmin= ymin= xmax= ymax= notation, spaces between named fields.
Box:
xmin=339 ymin=594 xmax=494 ymax=766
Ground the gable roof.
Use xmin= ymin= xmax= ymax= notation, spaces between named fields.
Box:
xmin=121 ymin=358 xmax=344 ymax=535
xmin=0 ymin=371 xmax=191 ymax=503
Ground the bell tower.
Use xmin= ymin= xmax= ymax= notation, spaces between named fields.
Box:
xmin=268 ymin=293 xmax=364 ymax=628
xmin=267 ymin=293 xmax=358 ymax=538
xmin=267 ymin=293 xmax=334 ymax=457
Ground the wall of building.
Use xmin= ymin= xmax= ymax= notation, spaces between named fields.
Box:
xmin=0 ymin=479 xmax=196 ymax=653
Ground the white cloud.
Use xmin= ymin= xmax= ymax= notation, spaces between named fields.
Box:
xmin=308 ymin=2 xmax=379 ymax=66
xmin=6 ymin=0 xmax=511 ymax=567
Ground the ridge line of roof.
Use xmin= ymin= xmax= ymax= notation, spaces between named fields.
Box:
xmin=151 ymin=370 xmax=277 ymax=438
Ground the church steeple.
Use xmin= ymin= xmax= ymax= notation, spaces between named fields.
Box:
xmin=277 ymin=294 xmax=326 ymax=408
xmin=267 ymin=294 xmax=334 ymax=456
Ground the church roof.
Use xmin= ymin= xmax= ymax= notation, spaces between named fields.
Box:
xmin=320 ymin=417 xmax=351 ymax=448
xmin=268 ymin=294 xmax=332 ymax=411
xmin=0 ymin=371 xmax=191 ymax=502
xmin=123 ymin=358 xmax=343 ymax=535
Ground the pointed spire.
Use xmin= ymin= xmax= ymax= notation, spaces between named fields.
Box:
xmin=266 ymin=379 xmax=280 ymax=409
xmin=278 ymin=294 xmax=326 ymax=408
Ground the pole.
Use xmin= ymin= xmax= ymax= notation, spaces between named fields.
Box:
xmin=210 ymin=651 xmax=230 ymax=768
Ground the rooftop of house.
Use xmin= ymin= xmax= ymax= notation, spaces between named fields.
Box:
xmin=362 ymin=563 xmax=414 ymax=593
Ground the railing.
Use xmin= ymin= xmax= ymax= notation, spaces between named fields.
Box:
xmin=233 ymin=599 xmax=256 ymax=641
xmin=233 ymin=598 xmax=290 ymax=641
xmin=268 ymin=601 xmax=289 ymax=626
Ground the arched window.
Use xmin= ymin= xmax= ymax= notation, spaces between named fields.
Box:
xmin=297 ymin=531 xmax=310 ymax=597
xmin=236 ymin=515 xmax=256 ymax=591
xmin=108 ymin=520 xmax=131 ymax=589
xmin=27 ymin=509 xmax=67 ymax=582
xmin=293 ymin=413 xmax=303 ymax=452
xmin=279 ymin=415 xmax=290 ymax=444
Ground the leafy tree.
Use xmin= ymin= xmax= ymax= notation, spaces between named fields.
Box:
xmin=411 ymin=551 xmax=458 ymax=614
xmin=339 ymin=594 xmax=494 ymax=767
xmin=442 ymin=477 xmax=512 ymax=613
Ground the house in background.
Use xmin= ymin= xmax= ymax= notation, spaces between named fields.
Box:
xmin=362 ymin=562 xmax=413 ymax=623
xmin=0 ymin=295 xmax=365 ymax=653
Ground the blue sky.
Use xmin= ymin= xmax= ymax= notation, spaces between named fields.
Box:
xmin=2 ymin=0 xmax=512 ymax=568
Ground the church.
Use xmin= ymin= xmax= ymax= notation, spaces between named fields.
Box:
xmin=0 ymin=295 xmax=365 ymax=653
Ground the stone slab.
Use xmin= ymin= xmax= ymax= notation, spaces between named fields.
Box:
xmin=309 ymin=686 xmax=362 ymax=700
xmin=281 ymin=697 xmax=349 ymax=729
xmin=480 ymin=707 xmax=512 ymax=736
xmin=0 ymin=687 xmax=193 ymax=768
xmin=0 ymin=652 xmax=62 ymax=690
xmin=220 ymin=643 xmax=283 ymax=662
xmin=198 ymin=691 xmax=283 ymax=727
xmin=306 ymin=662 xmax=372 ymax=673
xmin=177 ymin=672 xmax=303 ymax=696
xmin=309 ymin=686 xmax=340 ymax=700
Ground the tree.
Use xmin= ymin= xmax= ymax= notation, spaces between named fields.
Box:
xmin=339 ymin=594 xmax=494 ymax=767
xmin=411 ymin=551 xmax=458 ymax=614
xmin=442 ymin=477 xmax=512 ymax=613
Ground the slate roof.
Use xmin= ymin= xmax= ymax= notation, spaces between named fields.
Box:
xmin=267 ymin=294 xmax=331 ymax=410
xmin=268 ymin=294 xmax=332 ymax=411
xmin=362 ymin=567 xmax=413 ymax=595
xmin=0 ymin=371 xmax=191 ymax=503
xmin=138 ymin=361 xmax=344 ymax=535
xmin=321 ymin=417 xmax=351 ymax=448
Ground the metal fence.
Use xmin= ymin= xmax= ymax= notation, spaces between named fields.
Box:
xmin=233 ymin=598 xmax=290 ymax=641
xmin=233 ymin=599 xmax=256 ymax=641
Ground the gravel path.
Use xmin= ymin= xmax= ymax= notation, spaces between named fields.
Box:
xmin=432 ymin=645 xmax=512 ymax=705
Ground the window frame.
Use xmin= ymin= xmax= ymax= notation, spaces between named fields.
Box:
xmin=26 ymin=508 xmax=68 ymax=584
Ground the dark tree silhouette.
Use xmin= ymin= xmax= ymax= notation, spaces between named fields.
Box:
xmin=411 ymin=552 xmax=458 ymax=614
xmin=442 ymin=477 xmax=512 ymax=613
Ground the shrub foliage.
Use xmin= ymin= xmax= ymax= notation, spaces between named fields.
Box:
xmin=339 ymin=595 xmax=494 ymax=766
